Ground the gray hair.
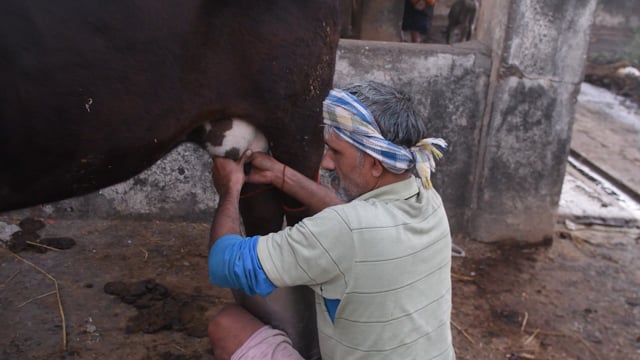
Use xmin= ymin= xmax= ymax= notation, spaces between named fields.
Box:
xmin=342 ymin=81 xmax=428 ymax=147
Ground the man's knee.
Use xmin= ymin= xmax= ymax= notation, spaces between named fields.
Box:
xmin=210 ymin=304 xmax=242 ymax=331
xmin=208 ymin=304 xmax=264 ymax=360
xmin=209 ymin=304 xmax=245 ymax=345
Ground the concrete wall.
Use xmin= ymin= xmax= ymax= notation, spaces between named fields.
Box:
xmin=4 ymin=143 xmax=218 ymax=222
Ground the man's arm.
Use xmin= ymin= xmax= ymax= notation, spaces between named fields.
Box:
xmin=209 ymin=190 xmax=241 ymax=249
xmin=208 ymin=155 xmax=245 ymax=249
xmin=208 ymin=153 xmax=276 ymax=296
xmin=246 ymin=151 xmax=342 ymax=214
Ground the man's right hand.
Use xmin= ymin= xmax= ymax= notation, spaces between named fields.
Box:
xmin=245 ymin=151 xmax=285 ymax=187
xmin=247 ymin=151 xmax=343 ymax=214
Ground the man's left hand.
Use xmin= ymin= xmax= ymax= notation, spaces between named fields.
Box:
xmin=211 ymin=151 xmax=251 ymax=198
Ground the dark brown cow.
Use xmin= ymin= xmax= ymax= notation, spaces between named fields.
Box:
xmin=0 ymin=1 xmax=340 ymax=358
xmin=445 ymin=0 xmax=478 ymax=44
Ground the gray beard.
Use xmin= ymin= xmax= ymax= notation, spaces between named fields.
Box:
xmin=327 ymin=171 xmax=357 ymax=202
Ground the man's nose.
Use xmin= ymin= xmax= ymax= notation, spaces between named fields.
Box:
xmin=320 ymin=152 xmax=335 ymax=171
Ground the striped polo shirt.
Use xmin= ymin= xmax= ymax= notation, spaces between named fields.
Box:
xmin=257 ymin=176 xmax=455 ymax=359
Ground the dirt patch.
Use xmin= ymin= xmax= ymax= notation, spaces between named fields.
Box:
xmin=451 ymin=225 xmax=640 ymax=359
xmin=1 ymin=217 xmax=639 ymax=359
xmin=0 ymin=217 xmax=231 ymax=360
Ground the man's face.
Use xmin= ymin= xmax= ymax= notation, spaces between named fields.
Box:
xmin=321 ymin=130 xmax=370 ymax=202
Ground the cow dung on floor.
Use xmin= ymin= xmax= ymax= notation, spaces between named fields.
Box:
xmin=104 ymin=279 xmax=209 ymax=338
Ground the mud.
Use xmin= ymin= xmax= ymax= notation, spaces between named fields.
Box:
xmin=0 ymin=217 xmax=231 ymax=360
xmin=1 ymin=216 xmax=639 ymax=359
xmin=451 ymin=226 xmax=640 ymax=359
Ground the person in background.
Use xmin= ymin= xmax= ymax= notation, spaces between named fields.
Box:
xmin=402 ymin=0 xmax=436 ymax=43
xmin=207 ymin=81 xmax=455 ymax=359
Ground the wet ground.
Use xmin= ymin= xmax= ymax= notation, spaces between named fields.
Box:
xmin=2 ymin=77 xmax=640 ymax=359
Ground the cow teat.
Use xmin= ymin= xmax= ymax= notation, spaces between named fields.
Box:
xmin=203 ymin=119 xmax=268 ymax=160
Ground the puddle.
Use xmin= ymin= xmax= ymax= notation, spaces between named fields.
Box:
xmin=578 ymin=82 xmax=640 ymax=130
xmin=568 ymin=155 xmax=640 ymax=222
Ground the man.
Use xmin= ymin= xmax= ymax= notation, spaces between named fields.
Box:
xmin=207 ymin=81 xmax=455 ymax=359
xmin=402 ymin=0 xmax=436 ymax=43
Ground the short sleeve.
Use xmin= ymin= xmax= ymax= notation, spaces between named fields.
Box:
xmin=256 ymin=207 xmax=354 ymax=297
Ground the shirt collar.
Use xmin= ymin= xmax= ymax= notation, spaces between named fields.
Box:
xmin=355 ymin=176 xmax=421 ymax=202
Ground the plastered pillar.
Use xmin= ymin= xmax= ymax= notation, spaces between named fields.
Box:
xmin=469 ymin=0 xmax=598 ymax=242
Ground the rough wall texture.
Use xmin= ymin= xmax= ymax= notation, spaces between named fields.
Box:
xmin=5 ymin=143 xmax=217 ymax=222
xmin=469 ymin=0 xmax=598 ymax=242
xmin=472 ymin=80 xmax=579 ymax=241
xmin=503 ymin=0 xmax=596 ymax=82
xmin=475 ymin=0 xmax=510 ymax=56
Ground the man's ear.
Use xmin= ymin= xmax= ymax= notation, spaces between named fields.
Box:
xmin=370 ymin=158 xmax=384 ymax=178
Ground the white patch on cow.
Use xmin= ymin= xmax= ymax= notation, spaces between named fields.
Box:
xmin=204 ymin=118 xmax=268 ymax=158
xmin=203 ymin=123 xmax=212 ymax=133
xmin=85 ymin=97 xmax=93 ymax=112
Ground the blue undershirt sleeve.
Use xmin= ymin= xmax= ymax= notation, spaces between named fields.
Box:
xmin=324 ymin=298 xmax=340 ymax=323
xmin=208 ymin=234 xmax=276 ymax=297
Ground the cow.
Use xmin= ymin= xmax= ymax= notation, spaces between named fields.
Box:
xmin=0 ymin=1 xmax=340 ymax=358
xmin=445 ymin=0 xmax=479 ymax=44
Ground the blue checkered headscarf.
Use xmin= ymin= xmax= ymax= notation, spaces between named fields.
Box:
xmin=322 ymin=88 xmax=447 ymax=189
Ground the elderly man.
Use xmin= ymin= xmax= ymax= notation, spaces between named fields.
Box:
xmin=207 ymin=81 xmax=455 ymax=359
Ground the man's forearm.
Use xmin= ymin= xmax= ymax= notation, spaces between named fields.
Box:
xmin=279 ymin=166 xmax=342 ymax=214
xmin=209 ymin=191 xmax=242 ymax=249
xmin=246 ymin=151 xmax=342 ymax=213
